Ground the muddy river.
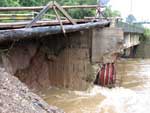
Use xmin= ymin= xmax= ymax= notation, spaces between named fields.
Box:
xmin=41 ymin=59 xmax=150 ymax=113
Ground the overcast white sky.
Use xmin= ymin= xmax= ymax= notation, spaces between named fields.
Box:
xmin=109 ymin=0 xmax=150 ymax=21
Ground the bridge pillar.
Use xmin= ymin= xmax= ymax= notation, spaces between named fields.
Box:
xmin=123 ymin=33 xmax=140 ymax=57
xmin=92 ymin=27 xmax=124 ymax=87
xmin=91 ymin=27 xmax=124 ymax=63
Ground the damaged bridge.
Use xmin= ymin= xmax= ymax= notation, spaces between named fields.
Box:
xmin=0 ymin=2 xmax=144 ymax=90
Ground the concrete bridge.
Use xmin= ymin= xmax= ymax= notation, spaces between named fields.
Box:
xmin=116 ymin=21 xmax=144 ymax=57
xmin=0 ymin=3 xmax=144 ymax=89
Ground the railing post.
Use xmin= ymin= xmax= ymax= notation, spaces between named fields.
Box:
xmin=25 ymin=2 xmax=53 ymax=28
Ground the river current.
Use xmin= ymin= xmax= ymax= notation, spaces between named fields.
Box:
xmin=41 ymin=59 xmax=150 ymax=113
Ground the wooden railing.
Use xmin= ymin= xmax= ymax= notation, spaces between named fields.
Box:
xmin=0 ymin=14 xmax=34 ymax=20
xmin=0 ymin=2 xmax=105 ymax=30
xmin=0 ymin=3 xmax=99 ymax=22
xmin=0 ymin=5 xmax=98 ymax=11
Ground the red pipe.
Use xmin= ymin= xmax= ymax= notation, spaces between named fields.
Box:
xmin=99 ymin=64 xmax=105 ymax=86
xmin=112 ymin=63 xmax=116 ymax=84
xmin=105 ymin=63 xmax=109 ymax=86
xmin=109 ymin=63 xmax=113 ymax=84
xmin=98 ymin=63 xmax=116 ymax=86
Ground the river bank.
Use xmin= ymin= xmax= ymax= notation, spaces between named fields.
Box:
xmin=0 ymin=68 xmax=64 ymax=113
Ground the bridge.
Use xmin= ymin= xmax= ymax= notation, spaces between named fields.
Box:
xmin=116 ymin=21 xmax=144 ymax=57
xmin=0 ymin=2 xmax=144 ymax=89
xmin=134 ymin=21 xmax=150 ymax=24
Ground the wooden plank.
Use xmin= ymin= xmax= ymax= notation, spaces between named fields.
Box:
xmin=53 ymin=6 xmax=66 ymax=34
xmin=0 ymin=17 xmax=33 ymax=20
xmin=0 ymin=5 xmax=98 ymax=11
xmin=25 ymin=2 xmax=53 ymax=28
xmin=0 ymin=19 xmax=91 ymax=29
xmin=0 ymin=14 xmax=34 ymax=17
xmin=54 ymin=1 xmax=76 ymax=25
xmin=62 ymin=5 xmax=99 ymax=9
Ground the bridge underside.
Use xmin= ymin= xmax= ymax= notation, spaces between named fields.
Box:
xmin=116 ymin=21 xmax=144 ymax=57
xmin=123 ymin=33 xmax=141 ymax=57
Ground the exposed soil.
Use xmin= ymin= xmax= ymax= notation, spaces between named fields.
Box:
xmin=0 ymin=67 xmax=64 ymax=113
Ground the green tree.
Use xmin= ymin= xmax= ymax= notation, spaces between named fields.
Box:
xmin=55 ymin=0 xmax=97 ymax=19
xmin=103 ymin=6 xmax=121 ymax=17
xmin=0 ymin=0 xmax=20 ymax=6
xmin=0 ymin=0 xmax=121 ymax=19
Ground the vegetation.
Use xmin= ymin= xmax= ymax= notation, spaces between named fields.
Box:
xmin=0 ymin=0 xmax=97 ymax=6
xmin=103 ymin=6 xmax=121 ymax=17
xmin=143 ymin=28 xmax=150 ymax=39
xmin=138 ymin=28 xmax=150 ymax=43
xmin=0 ymin=0 xmax=97 ymax=19
xmin=0 ymin=0 xmax=121 ymax=19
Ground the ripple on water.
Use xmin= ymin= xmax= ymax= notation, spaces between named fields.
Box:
xmin=43 ymin=59 xmax=150 ymax=113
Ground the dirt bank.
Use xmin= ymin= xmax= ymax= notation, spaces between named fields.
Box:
xmin=1 ymin=34 xmax=95 ymax=91
xmin=0 ymin=67 xmax=64 ymax=113
xmin=0 ymin=34 xmax=95 ymax=112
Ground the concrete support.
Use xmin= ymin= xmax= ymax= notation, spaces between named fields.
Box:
xmin=124 ymin=33 xmax=140 ymax=48
xmin=91 ymin=27 xmax=124 ymax=63
xmin=123 ymin=33 xmax=140 ymax=57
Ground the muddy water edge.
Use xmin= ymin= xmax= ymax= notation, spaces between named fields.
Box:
xmin=39 ymin=58 xmax=150 ymax=113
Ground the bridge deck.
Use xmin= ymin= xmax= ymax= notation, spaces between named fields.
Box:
xmin=116 ymin=21 xmax=144 ymax=34
xmin=0 ymin=19 xmax=93 ymax=29
xmin=0 ymin=21 xmax=110 ymax=42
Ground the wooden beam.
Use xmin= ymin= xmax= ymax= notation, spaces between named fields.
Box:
xmin=0 ymin=19 xmax=91 ymax=29
xmin=0 ymin=14 xmax=34 ymax=17
xmin=0 ymin=17 xmax=33 ymax=20
xmin=25 ymin=2 xmax=53 ymax=28
xmin=54 ymin=1 xmax=76 ymax=25
xmin=0 ymin=21 xmax=110 ymax=42
xmin=0 ymin=5 xmax=99 ymax=11
xmin=53 ymin=6 xmax=66 ymax=34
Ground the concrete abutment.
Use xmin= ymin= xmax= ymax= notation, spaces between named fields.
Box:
xmin=0 ymin=27 xmax=123 ymax=91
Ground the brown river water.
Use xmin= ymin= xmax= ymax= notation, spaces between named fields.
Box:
xmin=41 ymin=59 xmax=150 ymax=113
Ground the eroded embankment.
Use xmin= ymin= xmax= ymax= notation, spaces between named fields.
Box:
xmin=0 ymin=30 xmax=98 ymax=112
xmin=0 ymin=36 xmax=92 ymax=113
xmin=0 ymin=68 xmax=64 ymax=113
xmin=1 ymin=31 xmax=96 ymax=91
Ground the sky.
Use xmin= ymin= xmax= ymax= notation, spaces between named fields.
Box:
xmin=108 ymin=0 xmax=150 ymax=22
